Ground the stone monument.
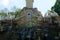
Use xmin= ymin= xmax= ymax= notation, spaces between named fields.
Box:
xmin=15 ymin=0 xmax=43 ymax=27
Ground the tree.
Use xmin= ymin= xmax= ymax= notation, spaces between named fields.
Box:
xmin=0 ymin=11 xmax=7 ymax=20
xmin=14 ymin=9 xmax=21 ymax=18
xmin=7 ymin=8 xmax=21 ymax=19
xmin=51 ymin=0 xmax=60 ymax=16
xmin=8 ymin=11 xmax=15 ymax=19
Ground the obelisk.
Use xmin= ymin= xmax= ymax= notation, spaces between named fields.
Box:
xmin=26 ymin=0 xmax=34 ymax=8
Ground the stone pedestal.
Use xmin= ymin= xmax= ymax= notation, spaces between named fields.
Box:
xmin=15 ymin=7 xmax=43 ymax=27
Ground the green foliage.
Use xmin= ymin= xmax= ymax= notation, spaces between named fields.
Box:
xmin=0 ymin=8 xmax=21 ymax=19
xmin=15 ymin=9 xmax=21 ymax=18
xmin=0 ymin=11 xmax=7 ymax=17
xmin=51 ymin=0 xmax=60 ymax=16
xmin=8 ymin=12 xmax=15 ymax=15
xmin=27 ymin=22 xmax=33 ymax=27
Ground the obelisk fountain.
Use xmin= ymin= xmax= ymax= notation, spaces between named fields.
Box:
xmin=16 ymin=0 xmax=43 ymax=27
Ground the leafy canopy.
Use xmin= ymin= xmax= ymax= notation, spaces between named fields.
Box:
xmin=51 ymin=0 xmax=60 ymax=16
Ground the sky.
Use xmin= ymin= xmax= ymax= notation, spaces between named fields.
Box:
xmin=0 ymin=0 xmax=56 ymax=15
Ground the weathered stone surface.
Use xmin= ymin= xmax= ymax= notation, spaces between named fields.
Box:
xmin=15 ymin=7 xmax=43 ymax=26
